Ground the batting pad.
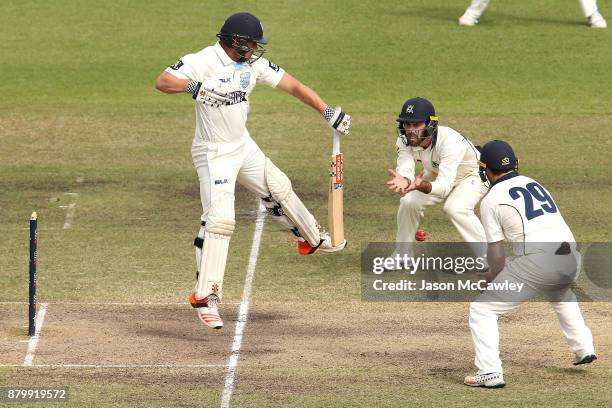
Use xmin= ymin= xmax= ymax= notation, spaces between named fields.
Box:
xmin=265 ymin=158 xmax=320 ymax=246
xmin=195 ymin=216 xmax=235 ymax=300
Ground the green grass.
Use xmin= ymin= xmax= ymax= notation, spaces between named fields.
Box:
xmin=1 ymin=0 xmax=610 ymax=115
xmin=1 ymin=0 xmax=611 ymax=407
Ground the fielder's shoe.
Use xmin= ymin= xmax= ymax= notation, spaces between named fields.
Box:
xmin=297 ymin=232 xmax=347 ymax=255
xmin=464 ymin=372 xmax=506 ymax=388
xmin=189 ymin=292 xmax=223 ymax=329
xmin=588 ymin=12 xmax=607 ymax=28
xmin=573 ymin=353 xmax=597 ymax=365
xmin=459 ymin=13 xmax=479 ymax=26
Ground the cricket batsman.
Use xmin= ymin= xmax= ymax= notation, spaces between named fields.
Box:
xmin=155 ymin=12 xmax=350 ymax=329
xmin=464 ymin=140 xmax=596 ymax=388
xmin=386 ymin=97 xmax=488 ymax=269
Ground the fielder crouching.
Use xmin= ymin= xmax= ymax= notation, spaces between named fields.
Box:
xmin=464 ymin=140 xmax=596 ymax=388
xmin=155 ymin=12 xmax=350 ymax=329
xmin=386 ymin=97 xmax=488 ymax=269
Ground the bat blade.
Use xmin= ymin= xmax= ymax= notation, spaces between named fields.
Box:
xmin=328 ymin=130 xmax=344 ymax=247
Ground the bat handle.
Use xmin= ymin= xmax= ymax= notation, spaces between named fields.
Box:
xmin=332 ymin=129 xmax=340 ymax=155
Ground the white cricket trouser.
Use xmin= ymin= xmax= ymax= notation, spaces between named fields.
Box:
xmin=192 ymin=131 xmax=277 ymax=222
xmin=462 ymin=0 xmax=490 ymax=19
xmin=463 ymin=0 xmax=599 ymax=18
xmin=191 ymin=130 xmax=297 ymax=294
xmin=469 ymin=252 xmax=595 ymax=374
xmin=579 ymin=0 xmax=599 ymax=18
xmin=396 ymin=175 xmax=488 ymax=258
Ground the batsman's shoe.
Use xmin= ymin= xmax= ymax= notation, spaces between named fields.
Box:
xmin=588 ymin=12 xmax=607 ymax=28
xmin=297 ymin=232 xmax=347 ymax=255
xmin=189 ymin=292 xmax=223 ymax=329
xmin=464 ymin=372 xmax=505 ymax=388
xmin=573 ymin=353 xmax=597 ymax=365
xmin=459 ymin=13 xmax=478 ymax=26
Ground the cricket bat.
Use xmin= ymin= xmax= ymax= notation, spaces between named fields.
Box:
xmin=328 ymin=129 xmax=345 ymax=247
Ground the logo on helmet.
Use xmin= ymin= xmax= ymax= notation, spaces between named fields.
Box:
xmin=501 ymin=157 xmax=510 ymax=165
xmin=405 ymin=105 xmax=414 ymax=114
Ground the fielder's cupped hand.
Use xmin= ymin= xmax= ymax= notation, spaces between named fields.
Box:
xmin=387 ymin=169 xmax=412 ymax=194
xmin=404 ymin=169 xmax=425 ymax=193
xmin=325 ymin=106 xmax=351 ymax=135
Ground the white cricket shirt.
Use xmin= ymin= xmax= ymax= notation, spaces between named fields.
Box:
xmin=395 ymin=126 xmax=481 ymax=198
xmin=165 ymin=42 xmax=285 ymax=144
xmin=479 ymin=173 xmax=575 ymax=255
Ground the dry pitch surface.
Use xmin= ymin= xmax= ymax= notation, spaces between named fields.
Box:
xmin=1 ymin=301 xmax=611 ymax=407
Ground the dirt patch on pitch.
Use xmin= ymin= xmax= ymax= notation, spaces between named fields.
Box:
xmin=240 ymin=301 xmax=612 ymax=373
xmin=4 ymin=303 xmax=238 ymax=367
xmin=4 ymin=300 xmax=609 ymax=373
xmin=0 ymin=305 xmax=34 ymax=365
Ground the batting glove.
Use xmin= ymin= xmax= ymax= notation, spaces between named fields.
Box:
xmin=323 ymin=105 xmax=351 ymax=135
xmin=187 ymin=80 xmax=230 ymax=107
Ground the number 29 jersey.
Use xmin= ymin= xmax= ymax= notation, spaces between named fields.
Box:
xmin=479 ymin=172 xmax=575 ymax=254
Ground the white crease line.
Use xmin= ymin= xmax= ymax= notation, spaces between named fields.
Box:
xmin=1 ymin=364 xmax=225 ymax=368
xmin=62 ymin=201 xmax=77 ymax=229
xmin=221 ymin=201 xmax=266 ymax=408
xmin=23 ymin=303 xmax=48 ymax=366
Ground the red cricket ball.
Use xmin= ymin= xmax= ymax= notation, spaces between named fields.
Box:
xmin=415 ymin=229 xmax=427 ymax=241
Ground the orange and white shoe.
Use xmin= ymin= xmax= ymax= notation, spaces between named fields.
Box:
xmin=189 ymin=292 xmax=223 ymax=329
xmin=297 ymin=231 xmax=347 ymax=255
xmin=464 ymin=372 xmax=505 ymax=388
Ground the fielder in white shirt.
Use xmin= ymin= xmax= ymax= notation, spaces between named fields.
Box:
xmin=464 ymin=140 xmax=596 ymax=388
xmin=387 ymin=97 xmax=488 ymax=266
xmin=155 ymin=12 xmax=350 ymax=329
xmin=459 ymin=0 xmax=607 ymax=28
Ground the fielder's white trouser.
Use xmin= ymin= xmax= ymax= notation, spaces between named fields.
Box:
xmin=463 ymin=0 xmax=599 ymax=18
xmin=395 ymin=175 xmax=488 ymax=259
xmin=469 ymin=252 xmax=595 ymax=374
xmin=462 ymin=0 xmax=490 ymax=19
xmin=579 ymin=0 xmax=599 ymax=18
xmin=191 ymin=131 xmax=318 ymax=299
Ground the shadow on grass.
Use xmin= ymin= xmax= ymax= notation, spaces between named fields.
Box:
xmin=547 ymin=366 xmax=594 ymax=375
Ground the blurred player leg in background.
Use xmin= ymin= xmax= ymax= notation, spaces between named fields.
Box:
xmin=459 ymin=0 xmax=490 ymax=26
xmin=459 ymin=0 xmax=607 ymax=27
xmin=581 ymin=0 xmax=608 ymax=28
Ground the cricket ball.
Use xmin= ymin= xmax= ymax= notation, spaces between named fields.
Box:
xmin=415 ymin=229 xmax=427 ymax=241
